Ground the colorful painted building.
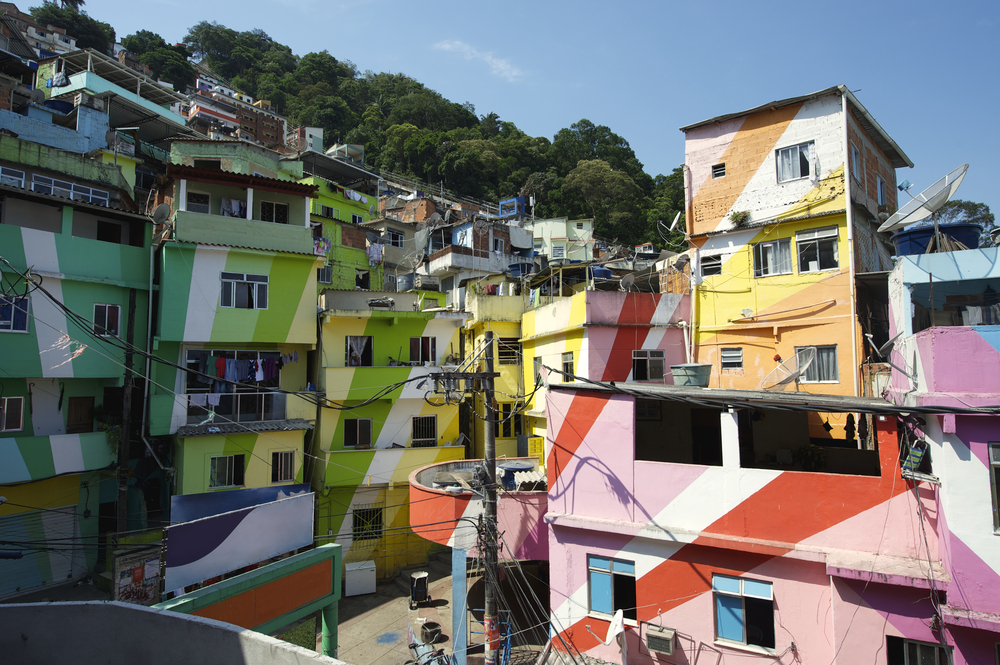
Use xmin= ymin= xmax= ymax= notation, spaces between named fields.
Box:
xmin=682 ymin=85 xmax=912 ymax=441
xmin=0 ymin=131 xmax=151 ymax=596
xmin=313 ymin=288 xmax=467 ymax=579
xmin=542 ymin=382 xmax=972 ymax=664
xmin=886 ymin=244 xmax=1000 ymax=664
xmin=147 ymin=140 xmax=321 ymax=499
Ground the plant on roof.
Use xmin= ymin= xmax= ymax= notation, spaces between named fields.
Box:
xmin=729 ymin=210 xmax=751 ymax=226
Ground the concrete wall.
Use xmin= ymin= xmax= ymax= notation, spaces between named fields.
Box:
xmin=0 ymin=601 xmax=347 ymax=665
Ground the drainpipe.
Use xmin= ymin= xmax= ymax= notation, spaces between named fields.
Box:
xmin=139 ymin=228 xmax=170 ymax=478
xmin=842 ymin=93 xmax=860 ymax=397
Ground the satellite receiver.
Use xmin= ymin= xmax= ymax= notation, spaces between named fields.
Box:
xmin=366 ymin=231 xmax=380 ymax=244
xmin=669 ymin=211 xmax=682 ymax=232
xmin=474 ymin=217 xmax=489 ymax=235
xmin=427 ymin=212 xmax=442 ymax=227
xmin=151 ymin=203 xmax=171 ymax=224
xmin=760 ymin=347 xmax=815 ymax=391
xmin=368 ymin=203 xmax=376 ymax=216
xmin=620 ymin=273 xmax=636 ymax=292
xmin=878 ymin=164 xmax=969 ymax=234
xmin=30 ymin=88 xmax=45 ymax=105
xmin=105 ymin=130 xmax=117 ymax=148
xmin=444 ymin=209 xmax=452 ymax=223
xmin=864 ymin=332 xmax=915 ymax=382
xmin=414 ymin=228 xmax=430 ymax=253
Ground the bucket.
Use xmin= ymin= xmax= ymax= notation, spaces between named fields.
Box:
xmin=890 ymin=222 xmax=982 ymax=256
xmin=670 ymin=363 xmax=712 ymax=387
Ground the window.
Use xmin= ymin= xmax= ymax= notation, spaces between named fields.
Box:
xmin=411 ymin=415 xmax=437 ymax=448
xmin=0 ymin=396 xmax=24 ymax=432
xmin=886 ymin=636 xmax=951 ymax=665
xmin=713 ymin=574 xmax=774 ymax=649
xmin=701 ymin=255 xmax=722 ymax=277
xmin=260 ymin=201 xmax=289 ymax=224
xmin=877 ymin=175 xmax=888 ymax=207
xmin=317 ymin=264 xmax=333 ymax=284
xmin=498 ymin=338 xmax=521 ymax=365
xmin=93 ymin=303 xmax=120 ymax=337
xmin=410 ymin=336 xmax=436 ymax=364
xmin=220 ymin=272 xmax=268 ymax=309
xmin=493 ymin=238 xmax=505 ymax=253
xmin=797 ymin=227 xmax=839 ymax=273
xmin=797 ymin=345 xmax=838 ymax=383
xmin=32 ymin=175 xmax=109 ymax=206
xmin=576 ymin=222 xmax=584 ymax=229
xmin=66 ymin=396 xmax=94 ymax=434
xmin=317 ymin=204 xmax=340 ymax=219
xmin=721 ymin=348 xmax=743 ymax=370
xmin=776 ymin=141 xmax=813 ymax=183
xmin=533 ymin=239 xmax=543 ymax=252
xmin=588 ymin=556 xmax=636 ymax=621
xmin=0 ymin=296 xmax=29 ymax=332
xmin=0 ymin=166 xmax=25 ymax=187
xmin=352 ymin=505 xmax=383 ymax=541
xmin=97 ymin=220 xmax=123 ymax=244
xmin=850 ymin=143 xmax=864 ymax=185
xmin=493 ymin=402 xmax=524 ymax=439
xmin=352 ymin=214 xmax=363 ymax=224
xmin=552 ymin=245 xmax=565 ymax=258
xmin=271 ymin=451 xmax=294 ymax=482
xmin=388 ymin=229 xmax=404 ymax=248
xmin=712 ymin=163 xmax=726 ymax=178
xmin=187 ymin=191 xmax=210 ymax=214
xmin=209 ymin=454 xmax=245 ymax=488
xmin=193 ymin=159 xmax=221 ymax=170
xmin=344 ymin=418 xmax=373 ymax=449
xmin=385 ymin=274 xmax=397 ymax=291
xmin=346 ymin=336 xmax=373 ymax=366
xmin=632 ymin=350 xmax=665 ymax=381
xmin=533 ymin=356 xmax=543 ymax=384
xmin=753 ymin=239 xmax=792 ymax=277
xmin=989 ymin=443 xmax=1000 ymax=533
xmin=562 ymin=352 xmax=574 ymax=380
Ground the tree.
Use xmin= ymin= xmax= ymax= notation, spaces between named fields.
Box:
xmin=563 ymin=160 xmax=647 ymax=244
xmin=29 ymin=2 xmax=114 ymax=54
xmin=930 ymin=200 xmax=996 ymax=246
xmin=141 ymin=47 xmax=195 ymax=90
xmin=121 ymin=30 xmax=166 ymax=56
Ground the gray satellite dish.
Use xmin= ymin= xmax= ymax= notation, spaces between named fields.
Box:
xmin=620 ymin=274 xmax=636 ymax=292
xmin=878 ymin=164 xmax=969 ymax=233
xmin=760 ymin=347 xmax=815 ymax=391
xmin=30 ymin=88 xmax=45 ymax=104
xmin=414 ymin=228 xmax=430 ymax=252
xmin=444 ymin=209 xmax=452 ymax=223
xmin=669 ymin=211 xmax=682 ymax=232
xmin=427 ymin=212 xmax=443 ymax=227
xmin=369 ymin=204 xmax=376 ymax=216
xmin=151 ymin=203 xmax=171 ymax=224
xmin=105 ymin=130 xmax=117 ymax=147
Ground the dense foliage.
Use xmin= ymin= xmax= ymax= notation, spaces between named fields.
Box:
xmin=29 ymin=2 xmax=113 ymax=54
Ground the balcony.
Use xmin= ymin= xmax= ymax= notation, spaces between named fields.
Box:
xmin=185 ymin=392 xmax=286 ymax=426
xmin=427 ymin=245 xmax=511 ymax=276
xmin=173 ymin=209 xmax=314 ymax=255
xmin=893 ymin=326 xmax=1000 ymax=407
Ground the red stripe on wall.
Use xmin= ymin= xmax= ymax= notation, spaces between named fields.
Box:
xmin=547 ymin=391 xmax=613 ymax=487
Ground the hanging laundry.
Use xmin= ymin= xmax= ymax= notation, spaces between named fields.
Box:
xmin=254 ymin=360 xmax=264 ymax=382
xmin=224 ymin=358 xmax=237 ymax=384
xmin=292 ymin=351 xmax=299 ymax=363
xmin=215 ymin=356 xmax=226 ymax=378
xmin=189 ymin=394 xmax=207 ymax=407
xmin=207 ymin=393 xmax=221 ymax=407
xmin=236 ymin=359 xmax=251 ymax=382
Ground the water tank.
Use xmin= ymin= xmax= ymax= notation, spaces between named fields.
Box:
xmin=396 ymin=272 xmax=414 ymax=291
xmin=589 ymin=265 xmax=613 ymax=281
xmin=508 ymin=262 xmax=534 ymax=278
xmin=891 ymin=222 xmax=982 ymax=256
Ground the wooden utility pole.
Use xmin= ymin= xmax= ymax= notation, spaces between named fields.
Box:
xmin=483 ymin=331 xmax=499 ymax=665
xmin=116 ymin=288 xmax=136 ymax=542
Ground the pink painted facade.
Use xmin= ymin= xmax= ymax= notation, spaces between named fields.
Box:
xmin=543 ymin=386 xmax=968 ymax=664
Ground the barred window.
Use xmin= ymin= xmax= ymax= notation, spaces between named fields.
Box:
xmin=352 ymin=504 xmax=383 ymax=541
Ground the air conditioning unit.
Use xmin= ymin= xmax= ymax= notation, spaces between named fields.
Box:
xmin=413 ymin=275 xmax=439 ymax=290
xmin=317 ymin=264 xmax=333 ymax=284
xmin=645 ymin=624 xmax=675 ymax=656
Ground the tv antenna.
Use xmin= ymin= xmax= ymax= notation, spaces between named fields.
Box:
xmin=878 ymin=164 xmax=969 ymax=234
xmin=760 ymin=347 xmax=815 ymax=391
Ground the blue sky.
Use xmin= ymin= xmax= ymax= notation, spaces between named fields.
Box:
xmin=82 ymin=0 xmax=999 ymax=214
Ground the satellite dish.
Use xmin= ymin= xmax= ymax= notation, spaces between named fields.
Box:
xmin=444 ymin=209 xmax=452 ymax=223
xmin=760 ymin=347 xmax=815 ymax=391
xmin=427 ymin=212 xmax=443 ymax=227
xmin=368 ymin=203 xmax=376 ymax=216
xmin=415 ymin=221 xmax=427 ymax=232
xmin=30 ymin=88 xmax=45 ymax=104
xmin=878 ymin=164 xmax=969 ymax=233
xmin=474 ymin=217 xmax=489 ymax=235
xmin=105 ymin=130 xmax=117 ymax=147
xmin=151 ymin=203 xmax=171 ymax=224
xmin=366 ymin=231 xmax=380 ymax=243
xmin=620 ymin=274 xmax=636 ymax=292
xmin=414 ymin=228 xmax=430 ymax=252
xmin=669 ymin=211 xmax=682 ymax=232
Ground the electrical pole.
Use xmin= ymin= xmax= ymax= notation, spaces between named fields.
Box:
xmin=483 ymin=330 xmax=499 ymax=665
xmin=116 ymin=288 xmax=136 ymax=542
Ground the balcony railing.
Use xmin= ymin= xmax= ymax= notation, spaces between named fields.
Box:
xmin=186 ymin=392 xmax=286 ymax=425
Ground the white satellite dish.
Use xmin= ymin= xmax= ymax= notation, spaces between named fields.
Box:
xmin=620 ymin=273 xmax=636 ymax=292
xmin=427 ymin=212 xmax=443 ymax=227
xmin=151 ymin=203 xmax=171 ymax=224
xmin=878 ymin=164 xmax=969 ymax=233
xmin=414 ymin=228 xmax=430 ymax=252
xmin=669 ymin=211 xmax=682 ymax=232
xmin=760 ymin=347 xmax=815 ymax=391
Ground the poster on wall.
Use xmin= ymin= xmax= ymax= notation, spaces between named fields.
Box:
xmin=164 ymin=492 xmax=314 ymax=591
xmin=113 ymin=545 xmax=162 ymax=606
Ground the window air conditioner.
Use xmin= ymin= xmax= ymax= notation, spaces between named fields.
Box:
xmin=645 ymin=624 xmax=675 ymax=656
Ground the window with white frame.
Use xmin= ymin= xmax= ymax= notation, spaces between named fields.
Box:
xmin=493 ymin=402 xmax=524 ymax=439
xmin=409 ymin=336 xmax=436 ymax=364
xmin=352 ymin=213 xmax=363 ymax=224
xmin=533 ymin=239 xmax=543 ymax=252
xmin=346 ymin=336 xmax=373 ymax=366
xmin=533 ymin=356 xmax=543 ymax=384
xmin=0 ymin=396 xmax=24 ymax=432
xmin=271 ymin=451 xmax=295 ymax=482
xmin=632 ymin=350 xmax=665 ymax=381
xmin=701 ymin=254 xmax=723 ymax=277
xmin=797 ymin=345 xmax=838 ymax=383
xmin=493 ymin=237 xmax=505 ymax=253
xmin=721 ymin=347 xmax=743 ymax=370
xmin=352 ymin=504 xmax=383 ymax=541
xmin=344 ymin=418 xmax=373 ymax=449
xmin=388 ymin=229 xmax=404 ymax=248
xmin=411 ymin=415 xmax=437 ymax=448
xmin=0 ymin=296 xmax=29 ymax=332
xmin=0 ymin=166 xmax=25 ymax=187
xmin=989 ymin=443 xmax=1000 ymax=533
xmin=317 ymin=204 xmax=340 ymax=219
xmin=32 ymin=175 xmax=109 ymax=206
xmin=775 ymin=141 xmax=813 ymax=183
xmin=209 ymin=454 xmax=245 ymax=488
xmin=588 ymin=555 xmax=636 ymax=621
xmin=877 ymin=175 xmax=888 ymax=207
xmin=93 ymin=303 xmax=120 ymax=337
xmin=713 ymin=574 xmax=774 ymax=649
xmin=385 ymin=273 xmax=397 ymax=291
xmin=552 ymin=245 xmax=566 ymax=259
xmin=850 ymin=142 xmax=864 ymax=185
xmin=498 ymin=338 xmax=521 ymax=365
xmin=712 ymin=163 xmax=726 ymax=179
xmin=797 ymin=226 xmax=839 ymax=273
xmin=187 ymin=191 xmax=210 ymax=214
xmin=562 ymin=352 xmax=574 ymax=380
xmin=260 ymin=201 xmax=289 ymax=224
xmin=753 ymin=239 xmax=792 ymax=277
xmin=885 ymin=636 xmax=951 ymax=665
xmin=221 ymin=272 xmax=268 ymax=309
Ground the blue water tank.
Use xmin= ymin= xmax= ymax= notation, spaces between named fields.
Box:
xmin=498 ymin=461 xmax=534 ymax=490
xmin=891 ymin=222 xmax=982 ymax=256
xmin=508 ymin=262 xmax=534 ymax=277
xmin=589 ymin=266 xmax=613 ymax=281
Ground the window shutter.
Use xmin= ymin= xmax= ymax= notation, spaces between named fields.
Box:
xmin=410 ymin=337 xmax=420 ymax=362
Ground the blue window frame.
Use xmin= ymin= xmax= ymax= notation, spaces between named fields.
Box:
xmin=713 ymin=574 xmax=775 ymax=649
xmin=588 ymin=555 xmax=636 ymax=621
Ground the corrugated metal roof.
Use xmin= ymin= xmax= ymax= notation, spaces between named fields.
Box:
xmin=176 ymin=418 xmax=313 ymax=438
